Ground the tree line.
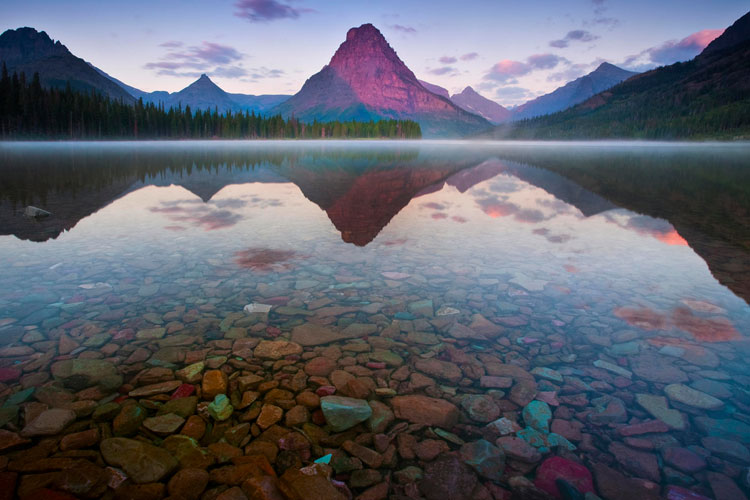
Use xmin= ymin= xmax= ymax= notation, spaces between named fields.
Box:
xmin=0 ymin=66 xmax=422 ymax=140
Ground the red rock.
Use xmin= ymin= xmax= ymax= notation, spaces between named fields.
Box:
xmin=0 ymin=367 xmax=21 ymax=382
xmin=316 ymin=386 xmax=336 ymax=397
xmin=662 ymin=447 xmax=707 ymax=473
xmin=171 ymin=383 xmax=195 ymax=399
xmin=617 ymin=420 xmax=670 ymax=436
xmin=534 ymin=456 xmax=594 ymax=499
xmin=304 ymin=357 xmax=337 ymax=377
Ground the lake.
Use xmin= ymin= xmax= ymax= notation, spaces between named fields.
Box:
xmin=1 ymin=140 xmax=749 ymax=499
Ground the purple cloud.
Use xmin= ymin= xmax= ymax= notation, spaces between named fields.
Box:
xmin=549 ymin=30 xmax=600 ymax=48
xmin=428 ymin=66 xmax=456 ymax=76
xmin=484 ymin=53 xmax=567 ymax=83
xmin=439 ymin=56 xmax=457 ymax=64
xmin=145 ymin=41 xmax=247 ymax=78
xmin=234 ymin=0 xmax=311 ymax=22
xmin=390 ymin=24 xmax=417 ymax=34
xmin=622 ymin=29 xmax=723 ymax=69
xmin=460 ymin=52 xmax=479 ymax=61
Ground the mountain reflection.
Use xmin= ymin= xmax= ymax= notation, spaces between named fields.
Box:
xmin=0 ymin=141 xmax=748 ymax=303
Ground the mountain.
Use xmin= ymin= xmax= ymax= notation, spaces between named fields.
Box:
xmin=95 ymin=68 xmax=290 ymax=114
xmin=167 ymin=74 xmax=238 ymax=112
xmin=450 ymin=86 xmax=512 ymax=124
xmin=418 ymin=80 xmax=450 ymax=99
xmin=494 ymin=10 xmax=750 ymax=139
xmin=271 ymin=24 xmax=491 ymax=137
xmin=512 ymin=62 xmax=637 ymax=120
xmin=0 ymin=27 xmax=134 ymax=102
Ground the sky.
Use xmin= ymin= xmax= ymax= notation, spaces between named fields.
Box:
xmin=1 ymin=0 xmax=747 ymax=106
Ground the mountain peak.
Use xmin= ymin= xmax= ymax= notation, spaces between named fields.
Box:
xmin=345 ymin=23 xmax=381 ymax=42
xmin=701 ymin=10 xmax=749 ymax=56
xmin=460 ymin=86 xmax=478 ymax=95
xmin=451 ymin=86 xmax=511 ymax=124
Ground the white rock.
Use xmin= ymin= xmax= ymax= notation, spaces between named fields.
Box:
xmin=244 ymin=303 xmax=272 ymax=314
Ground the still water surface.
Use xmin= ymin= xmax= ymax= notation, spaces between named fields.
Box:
xmin=0 ymin=141 xmax=749 ymax=499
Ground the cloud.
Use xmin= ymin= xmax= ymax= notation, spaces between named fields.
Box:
xmin=622 ymin=29 xmax=724 ymax=70
xmin=248 ymin=67 xmax=285 ymax=80
xmin=548 ymin=63 xmax=591 ymax=82
xmin=234 ymin=0 xmax=311 ymax=22
xmin=460 ymin=52 xmax=479 ymax=61
xmin=390 ymin=24 xmax=417 ymax=34
xmin=549 ymin=30 xmax=600 ymax=48
xmin=428 ymin=66 xmax=457 ymax=76
xmin=439 ymin=56 xmax=457 ymax=64
xmin=145 ymin=41 xmax=247 ymax=78
xmin=484 ymin=53 xmax=567 ymax=83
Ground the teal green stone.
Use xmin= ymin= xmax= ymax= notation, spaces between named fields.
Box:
xmin=314 ymin=453 xmax=332 ymax=464
xmin=83 ymin=333 xmax=111 ymax=347
xmin=320 ymin=396 xmax=372 ymax=432
xmin=4 ymin=387 xmax=35 ymax=407
xmin=522 ymin=400 xmax=552 ymax=433
xmin=207 ymin=394 xmax=234 ymax=421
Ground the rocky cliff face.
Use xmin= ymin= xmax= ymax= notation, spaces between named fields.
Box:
xmin=272 ymin=24 xmax=490 ymax=137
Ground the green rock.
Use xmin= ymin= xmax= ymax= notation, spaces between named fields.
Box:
xmin=50 ymin=359 xmax=121 ymax=391
xmin=460 ymin=439 xmax=506 ymax=480
xmin=320 ymin=396 xmax=372 ymax=432
xmin=136 ymin=327 xmax=166 ymax=340
xmin=113 ymin=404 xmax=147 ymax=436
xmin=433 ymin=428 xmax=465 ymax=445
xmin=664 ymin=384 xmax=723 ymax=410
xmin=635 ymin=393 xmax=686 ymax=430
xmin=408 ymin=299 xmax=434 ymax=317
xmin=176 ymin=362 xmax=205 ymax=383
xmin=394 ymin=466 xmax=423 ymax=484
xmin=369 ymin=350 xmax=404 ymax=367
xmin=207 ymin=394 xmax=234 ymax=421
xmin=157 ymin=396 xmax=198 ymax=418
xmin=92 ymin=402 xmax=121 ymax=421
xmin=0 ymin=405 xmax=19 ymax=427
xmin=83 ymin=333 xmax=111 ymax=347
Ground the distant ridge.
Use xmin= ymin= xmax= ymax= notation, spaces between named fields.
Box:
xmin=512 ymin=62 xmax=637 ymax=120
xmin=451 ymin=86 xmax=512 ymax=124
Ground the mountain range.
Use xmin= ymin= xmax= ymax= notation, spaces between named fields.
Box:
xmin=2 ymin=11 xmax=748 ymax=139
xmin=496 ymin=11 xmax=750 ymax=138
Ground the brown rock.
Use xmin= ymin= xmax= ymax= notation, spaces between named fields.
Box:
xmin=202 ymin=370 xmax=228 ymax=400
xmin=257 ymin=405 xmax=283 ymax=429
xmin=343 ymin=440 xmax=383 ymax=468
xmin=168 ymin=468 xmax=209 ymax=500
xmin=181 ymin=415 xmax=207 ymax=440
xmin=60 ymin=429 xmax=99 ymax=451
xmin=415 ymin=439 xmax=450 ymax=461
xmin=391 ymin=395 xmax=459 ymax=428
xmin=278 ymin=464 xmax=346 ymax=500
xmin=414 ymin=358 xmax=462 ymax=383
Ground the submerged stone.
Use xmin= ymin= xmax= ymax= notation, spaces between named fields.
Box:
xmin=320 ymin=396 xmax=372 ymax=432
xmin=523 ymin=400 xmax=552 ymax=432
xmin=460 ymin=439 xmax=505 ymax=480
